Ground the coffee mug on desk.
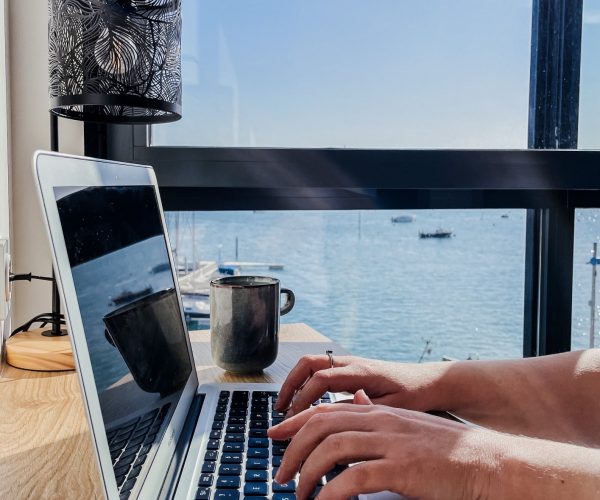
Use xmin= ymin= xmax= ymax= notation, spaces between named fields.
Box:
xmin=210 ymin=276 xmax=295 ymax=372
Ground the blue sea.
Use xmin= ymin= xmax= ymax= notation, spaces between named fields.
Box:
xmin=168 ymin=209 xmax=600 ymax=363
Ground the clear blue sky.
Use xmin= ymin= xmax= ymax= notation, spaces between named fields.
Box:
xmin=152 ymin=0 xmax=598 ymax=150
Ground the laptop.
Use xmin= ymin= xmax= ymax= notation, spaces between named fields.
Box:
xmin=34 ymin=151 xmax=407 ymax=500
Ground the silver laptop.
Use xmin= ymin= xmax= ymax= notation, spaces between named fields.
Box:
xmin=34 ymin=151 xmax=403 ymax=500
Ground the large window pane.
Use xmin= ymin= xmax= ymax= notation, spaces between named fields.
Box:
xmin=167 ymin=209 xmax=526 ymax=362
xmin=572 ymin=209 xmax=600 ymax=350
xmin=153 ymin=0 xmax=532 ymax=149
xmin=579 ymin=0 xmax=600 ymax=149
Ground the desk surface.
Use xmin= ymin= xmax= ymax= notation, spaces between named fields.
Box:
xmin=0 ymin=323 xmax=344 ymax=500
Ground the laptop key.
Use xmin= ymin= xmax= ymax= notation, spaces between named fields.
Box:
xmin=226 ymin=424 xmax=245 ymax=433
xmin=221 ymin=453 xmax=243 ymax=464
xmin=113 ymin=463 xmax=131 ymax=478
xmin=121 ymin=478 xmax=137 ymax=493
xmin=224 ymin=433 xmax=244 ymax=442
xmin=210 ymin=430 xmax=222 ymax=439
xmin=214 ymin=490 xmax=240 ymax=499
xmin=198 ymin=474 xmax=213 ymax=487
xmin=247 ymin=448 xmax=268 ymax=459
xmin=207 ymin=439 xmax=220 ymax=450
xmin=272 ymin=494 xmax=296 ymax=500
xmin=217 ymin=476 xmax=241 ymax=489
xmin=246 ymin=458 xmax=268 ymax=470
xmin=250 ymin=412 xmax=268 ymax=421
xmin=204 ymin=450 xmax=218 ymax=461
xmin=223 ymin=443 xmax=244 ymax=453
xmin=245 ymin=470 xmax=268 ymax=482
xmin=244 ymin=482 xmax=268 ymax=496
xmin=249 ymin=429 xmax=267 ymax=438
xmin=272 ymin=455 xmax=283 ymax=467
xmin=248 ymin=438 xmax=268 ymax=448
xmin=249 ymin=421 xmax=268 ymax=430
xmin=273 ymin=480 xmax=296 ymax=492
xmin=202 ymin=462 xmax=216 ymax=473
xmin=212 ymin=421 xmax=225 ymax=430
xmin=195 ymin=487 xmax=210 ymax=500
xmin=228 ymin=416 xmax=245 ymax=424
xmin=218 ymin=464 xmax=241 ymax=475
xmin=128 ymin=465 xmax=142 ymax=479
xmin=214 ymin=412 xmax=226 ymax=422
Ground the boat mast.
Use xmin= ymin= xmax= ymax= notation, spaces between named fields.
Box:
xmin=590 ymin=242 xmax=597 ymax=348
xmin=192 ymin=212 xmax=197 ymax=271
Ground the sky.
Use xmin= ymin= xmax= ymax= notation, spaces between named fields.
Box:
xmin=152 ymin=0 xmax=598 ymax=150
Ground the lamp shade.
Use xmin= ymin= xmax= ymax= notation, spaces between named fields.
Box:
xmin=48 ymin=0 xmax=182 ymax=123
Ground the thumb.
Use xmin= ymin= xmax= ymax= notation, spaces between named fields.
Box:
xmin=353 ymin=389 xmax=374 ymax=405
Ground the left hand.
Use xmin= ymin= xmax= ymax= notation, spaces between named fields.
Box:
xmin=267 ymin=398 xmax=496 ymax=500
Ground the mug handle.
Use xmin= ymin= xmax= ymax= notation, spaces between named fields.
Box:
xmin=280 ymin=288 xmax=295 ymax=316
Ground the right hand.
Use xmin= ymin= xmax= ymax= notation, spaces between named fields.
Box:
xmin=275 ymin=354 xmax=442 ymax=416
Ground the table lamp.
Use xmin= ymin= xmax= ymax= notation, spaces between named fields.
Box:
xmin=6 ymin=0 xmax=182 ymax=371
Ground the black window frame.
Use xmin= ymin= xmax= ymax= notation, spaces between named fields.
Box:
xmin=86 ymin=0 xmax=593 ymax=358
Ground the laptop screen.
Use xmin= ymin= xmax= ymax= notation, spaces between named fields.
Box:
xmin=54 ymin=185 xmax=192 ymax=470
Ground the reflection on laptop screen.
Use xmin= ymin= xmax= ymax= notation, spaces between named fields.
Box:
xmin=55 ymin=185 xmax=192 ymax=491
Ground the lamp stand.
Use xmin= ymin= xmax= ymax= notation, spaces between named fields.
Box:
xmin=5 ymin=113 xmax=73 ymax=371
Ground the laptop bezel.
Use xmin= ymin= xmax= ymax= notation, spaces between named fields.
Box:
xmin=33 ymin=150 xmax=200 ymax=500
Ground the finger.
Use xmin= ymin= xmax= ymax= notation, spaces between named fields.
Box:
xmin=288 ymin=366 xmax=365 ymax=416
xmin=295 ymin=431 xmax=387 ymax=500
xmin=276 ymin=355 xmax=332 ymax=410
xmin=317 ymin=460 xmax=395 ymax=500
xmin=275 ymin=411 xmax=379 ymax=484
xmin=353 ymin=389 xmax=373 ymax=405
xmin=268 ymin=403 xmax=375 ymax=441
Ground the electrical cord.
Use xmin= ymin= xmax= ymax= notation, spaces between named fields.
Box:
xmin=9 ymin=273 xmax=54 ymax=282
xmin=8 ymin=271 xmax=66 ymax=337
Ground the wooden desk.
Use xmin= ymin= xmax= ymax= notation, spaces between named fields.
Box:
xmin=0 ymin=323 xmax=345 ymax=499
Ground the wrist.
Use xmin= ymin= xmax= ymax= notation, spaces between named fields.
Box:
xmin=486 ymin=433 xmax=600 ymax=499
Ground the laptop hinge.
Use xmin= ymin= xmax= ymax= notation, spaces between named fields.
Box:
xmin=159 ymin=393 xmax=205 ymax=499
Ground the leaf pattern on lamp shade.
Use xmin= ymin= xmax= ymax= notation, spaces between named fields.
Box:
xmin=49 ymin=0 xmax=182 ymax=123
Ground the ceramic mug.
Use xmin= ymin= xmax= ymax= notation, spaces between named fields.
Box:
xmin=210 ymin=276 xmax=295 ymax=372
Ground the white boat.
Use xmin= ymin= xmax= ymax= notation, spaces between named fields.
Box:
xmin=391 ymin=214 xmax=416 ymax=223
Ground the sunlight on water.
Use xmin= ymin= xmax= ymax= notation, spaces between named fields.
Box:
xmin=169 ymin=209 xmax=530 ymax=363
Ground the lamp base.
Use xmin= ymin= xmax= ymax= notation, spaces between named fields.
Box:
xmin=5 ymin=327 xmax=74 ymax=371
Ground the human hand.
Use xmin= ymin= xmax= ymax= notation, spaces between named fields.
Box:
xmin=275 ymin=354 xmax=444 ymax=416
xmin=268 ymin=400 xmax=494 ymax=500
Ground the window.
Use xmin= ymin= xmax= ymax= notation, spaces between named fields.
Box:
xmin=101 ymin=0 xmax=591 ymax=358
xmin=167 ymin=209 xmax=526 ymax=362
xmin=572 ymin=209 xmax=600 ymax=350
xmin=152 ymin=0 xmax=532 ymax=149
xmin=579 ymin=0 xmax=600 ymax=149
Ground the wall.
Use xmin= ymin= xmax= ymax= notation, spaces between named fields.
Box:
xmin=8 ymin=0 xmax=83 ymax=328
xmin=0 ymin=0 xmax=10 ymax=344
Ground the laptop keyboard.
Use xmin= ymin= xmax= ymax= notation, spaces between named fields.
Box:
xmin=197 ymin=390 xmax=347 ymax=500
xmin=106 ymin=403 xmax=171 ymax=499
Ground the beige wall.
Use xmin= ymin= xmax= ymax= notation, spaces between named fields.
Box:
xmin=1 ymin=0 xmax=10 ymax=344
xmin=8 ymin=0 xmax=83 ymax=327
xmin=0 ymin=0 xmax=9 ymax=242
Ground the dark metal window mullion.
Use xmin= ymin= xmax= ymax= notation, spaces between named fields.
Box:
xmin=525 ymin=0 xmax=583 ymax=356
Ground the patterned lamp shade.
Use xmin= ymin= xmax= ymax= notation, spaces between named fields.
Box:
xmin=48 ymin=0 xmax=182 ymax=123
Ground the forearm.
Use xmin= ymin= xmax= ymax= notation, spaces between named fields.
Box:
xmin=420 ymin=349 xmax=600 ymax=445
xmin=485 ymin=433 xmax=600 ymax=500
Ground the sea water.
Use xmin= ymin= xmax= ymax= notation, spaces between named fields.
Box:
xmin=170 ymin=209 xmax=600 ymax=363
